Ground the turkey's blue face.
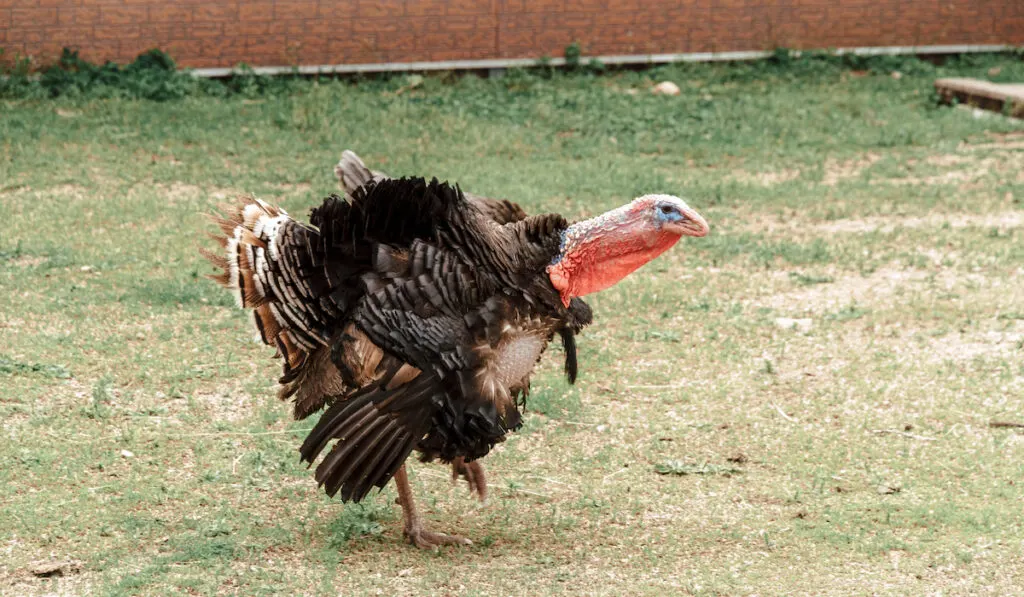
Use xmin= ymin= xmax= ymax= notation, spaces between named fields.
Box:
xmin=648 ymin=195 xmax=709 ymax=238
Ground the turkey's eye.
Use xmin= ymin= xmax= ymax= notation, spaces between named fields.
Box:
xmin=660 ymin=205 xmax=675 ymax=215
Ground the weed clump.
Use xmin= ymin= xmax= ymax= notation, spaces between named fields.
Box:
xmin=0 ymin=48 xmax=302 ymax=100
xmin=2 ymin=49 xmax=202 ymax=100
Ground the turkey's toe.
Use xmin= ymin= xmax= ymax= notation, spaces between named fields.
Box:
xmin=405 ymin=527 xmax=473 ymax=550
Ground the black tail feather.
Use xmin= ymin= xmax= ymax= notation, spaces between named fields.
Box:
xmin=560 ymin=328 xmax=578 ymax=384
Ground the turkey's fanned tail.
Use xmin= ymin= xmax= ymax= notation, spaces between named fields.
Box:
xmin=203 ymin=196 xmax=344 ymax=418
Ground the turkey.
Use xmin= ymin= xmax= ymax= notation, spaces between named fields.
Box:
xmin=203 ymin=170 xmax=709 ymax=549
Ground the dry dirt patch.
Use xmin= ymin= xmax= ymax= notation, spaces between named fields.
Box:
xmin=151 ymin=182 xmax=241 ymax=204
xmin=269 ymin=182 xmax=313 ymax=195
xmin=731 ymin=168 xmax=802 ymax=187
xmin=823 ymin=153 xmax=881 ymax=186
xmin=813 ymin=211 xmax=1024 ymax=235
xmin=924 ymin=154 xmax=972 ymax=167
xmin=961 ymin=130 xmax=1024 ymax=152
xmin=808 ymin=145 xmax=1021 ymax=190
xmin=188 ymin=388 xmax=260 ymax=423
xmin=883 ymin=156 xmax=998 ymax=187
xmin=926 ymin=323 xmax=1024 ymax=364
xmin=162 ymin=181 xmax=204 ymax=202
xmin=762 ymin=265 xmax=1024 ymax=365
xmin=741 ymin=209 xmax=1024 ymax=236
xmin=759 ymin=266 xmax=990 ymax=314
xmin=2 ymin=184 xmax=89 ymax=200
xmin=7 ymin=255 xmax=49 ymax=268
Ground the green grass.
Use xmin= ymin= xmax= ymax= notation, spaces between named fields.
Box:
xmin=2 ymin=55 xmax=1024 ymax=595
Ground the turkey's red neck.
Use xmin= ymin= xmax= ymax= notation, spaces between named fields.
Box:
xmin=547 ymin=196 xmax=708 ymax=307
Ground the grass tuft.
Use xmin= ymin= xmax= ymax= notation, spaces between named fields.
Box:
xmin=325 ymin=501 xmax=393 ymax=546
xmin=0 ymin=356 xmax=71 ymax=379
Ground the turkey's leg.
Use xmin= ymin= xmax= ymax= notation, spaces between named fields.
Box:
xmin=394 ymin=464 xmax=472 ymax=549
xmin=451 ymin=457 xmax=488 ymax=502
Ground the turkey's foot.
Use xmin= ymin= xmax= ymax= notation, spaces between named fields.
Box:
xmin=450 ymin=456 xmax=488 ymax=502
xmin=403 ymin=523 xmax=473 ymax=550
xmin=394 ymin=463 xmax=472 ymax=550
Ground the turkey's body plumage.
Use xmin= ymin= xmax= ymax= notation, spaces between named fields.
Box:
xmin=206 ymin=176 xmax=591 ymax=503
xmin=334 ymin=150 xmax=588 ymax=389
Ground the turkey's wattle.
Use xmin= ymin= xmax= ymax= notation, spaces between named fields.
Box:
xmin=203 ymin=151 xmax=709 ymax=549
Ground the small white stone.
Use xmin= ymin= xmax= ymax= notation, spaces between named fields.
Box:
xmin=120 ymin=449 xmax=134 ymax=459
xmin=890 ymin=71 xmax=902 ymax=80
xmin=80 ymin=265 xmax=93 ymax=272
xmin=596 ymin=424 xmax=607 ymax=432
xmin=652 ymin=81 xmax=681 ymax=96
xmin=774 ymin=317 xmax=813 ymax=332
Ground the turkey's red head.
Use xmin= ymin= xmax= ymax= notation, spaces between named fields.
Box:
xmin=547 ymin=194 xmax=709 ymax=307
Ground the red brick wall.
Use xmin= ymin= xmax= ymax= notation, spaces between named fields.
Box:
xmin=3 ymin=1 xmax=1023 ymax=70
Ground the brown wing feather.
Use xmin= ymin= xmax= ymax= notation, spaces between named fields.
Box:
xmin=299 ymin=365 xmax=438 ymax=502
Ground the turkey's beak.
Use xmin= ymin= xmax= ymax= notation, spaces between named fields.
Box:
xmin=665 ymin=207 xmax=709 ymax=237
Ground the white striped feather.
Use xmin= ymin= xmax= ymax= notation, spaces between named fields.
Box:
xmin=251 ymin=246 xmax=268 ymax=298
xmin=244 ymin=244 xmax=261 ymax=301
xmin=260 ymin=215 xmax=289 ymax=261
xmin=242 ymin=203 xmax=265 ymax=228
xmin=226 ymin=229 xmax=242 ymax=307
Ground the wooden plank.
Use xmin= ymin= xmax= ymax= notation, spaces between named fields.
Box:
xmin=935 ymin=77 xmax=1024 ymax=118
